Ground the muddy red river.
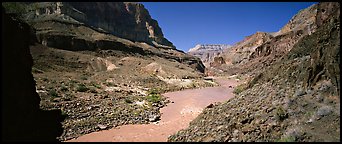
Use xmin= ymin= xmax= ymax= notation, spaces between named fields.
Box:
xmin=67 ymin=77 xmax=240 ymax=142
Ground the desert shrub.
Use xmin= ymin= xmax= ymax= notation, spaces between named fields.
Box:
xmin=316 ymin=106 xmax=333 ymax=117
xmin=80 ymin=75 xmax=88 ymax=80
xmin=77 ymin=84 xmax=89 ymax=92
xmin=146 ymin=88 xmax=163 ymax=103
xmin=146 ymin=93 xmax=161 ymax=103
xmin=61 ymin=110 xmax=68 ymax=118
xmin=233 ymin=84 xmax=245 ymax=94
xmin=60 ymin=84 xmax=68 ymax=91
xmin=235 ymin=75 xmax=242 ymax=80
xmin=42 ymin=77 xmax=49 ymax=82
xmin=106 ymin=82 xmax=114 ymax=87
xmin=247 ymin=73 xmax=263 ymax=88
xmin=125 ymin=98 xmax=133 ymax=103
xmin=89 ymin=87 xmax=97 ymax=93
xmin=91 ymin=82 xmax=102 ymax=89
xmin=148 ymin=88 xmax=162 ymax=95
xmin=69 ymin=79 xmax=78 ymax=84
xmin=49 ymin=89 xmax=58 ymax=97
xmin=275 ymin=106 xmax=288 ymax=121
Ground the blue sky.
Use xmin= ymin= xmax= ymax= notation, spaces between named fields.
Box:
xmin=142 ymin=2 xmax=317 ymax=52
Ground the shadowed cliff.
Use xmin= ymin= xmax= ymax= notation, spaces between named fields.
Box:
xmin=2 ymin=8 xmax=65 ymax=142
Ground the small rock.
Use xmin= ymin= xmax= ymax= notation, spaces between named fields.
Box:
xmin=233 ymin=129 xmax=239 ymax=136
xmin=52 ymin=98 xmax=61 ymax=102
xmin=97 ymin=124 xmax=107 ymax=130
xmin=306 ymin=118 xmax=314 ymax=123
xmin=148 ymin=115 xmax=160 ymax=122
xmin=294 ymin=88 xmax=306 ymax=97
xmin=206 ymin=103 xmax=214 ymax=108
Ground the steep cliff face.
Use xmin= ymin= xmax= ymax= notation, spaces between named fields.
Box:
xmin=219 ymin=32 xmax=273 ymax=66
xmin=23 ymin=2 xmax=174 ymax=49
xmin=211 ymin=3 xmax=319 ymax=75
xmin=7 ymin=2 xmax=205 ymax=73
xmin=278 ymin=4 xmax=317 ymax=35
xmin=188 ymin=44 xmax=231 ymax=67
xmin=2 ymin=8 xmax=65 ymax=141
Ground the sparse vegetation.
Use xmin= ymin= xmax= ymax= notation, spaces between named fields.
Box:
xmin=275 ymin=106 xmax=288 ymax=121
xmin=80 ymin=75 xmax=88 ymax=80
xmin=146 ymin=88 xmax=162 ymax=103
xmin=77 ymin=83 xmax=89 ymax=92
xmin=146 ymin=93 xmax=162 ymax=103
xmin=89 ymin=87 xmax=97 ymax=93
xmin=60 ymin=85 xmax=68 ymax=91
xmin=247 ymin=73 xmax=263 ymax=88
xmin=91 ymin=82 xmax=102 ymax=89
xmin=277 ymin=136 xmax=296 ymax=142
xmin=106 ymin=82 xmax=114 ymax=87
xmin=49 ymin=89 xmax=59 ymax=97
xmin=233 ymin=84 xmax=245 ymax=94
xmin=125 ymin=98 xmax=133 ymax=103
xmin=70 ymin=79 xmax=78 ymax=84
xmin=42 ymin=77 xmax=49 ymax=82
xmin=148 ymin=88 xmax=162 ymax=95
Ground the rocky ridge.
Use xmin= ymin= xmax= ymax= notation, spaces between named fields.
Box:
xmin=23 ymin=2 xmax=174 ymax=49
xmin=208 ymin=3 xmax=319 ymax=76
xmin=188 ymin=44 xmax=231 ymax=67
xmin=169 ymin=2 xmax=340 ymax=142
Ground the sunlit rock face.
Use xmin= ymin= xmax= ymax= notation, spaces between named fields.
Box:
xmin=24 ymin=2 xmax=175 ymax=49
xmin=188 ymin=44 xmax=231 ymax=67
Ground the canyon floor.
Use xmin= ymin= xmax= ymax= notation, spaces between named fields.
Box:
xmin=67 ymin=77 xmax=240 ymax=142
xmin=30 ymin=44 xmax=216 ymax=141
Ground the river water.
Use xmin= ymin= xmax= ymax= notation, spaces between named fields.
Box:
xmin=68 ymin=77 xmax=240 ymax=142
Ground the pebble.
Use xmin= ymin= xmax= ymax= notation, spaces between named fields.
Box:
xmin=97 ymin=124 xmax=107 ymax=130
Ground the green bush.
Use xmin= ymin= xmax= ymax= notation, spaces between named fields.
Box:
xmin=276 ymin=106 xmax=288 ymax=121
xmin=49 ymin=89 xmax=58 ymax=97
xmin=148 ymin=88 xmax=162 ymax=95
xmin=233 ymin=84 xmax=245 ymax=94
xmin=125 ymin=98 xmax=133 ymax=103
xmin=146 ymin=93 xmax=161 ymax=103
xmin=60 ymin=85 xmax=68 ymax=91
xmin=92 ymin=82 xmax=102 ymax=89
xmin=77 ymin=84 xmax=89 ymax=92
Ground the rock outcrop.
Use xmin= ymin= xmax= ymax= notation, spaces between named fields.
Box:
xmin=3 ymin=2 xmax=205 ymax=73
xmin=188 ymin=44 xmax=231 ymax=67
xmin=277 ymin=4 xmax=317 ymax=35
xmin=23 ymin=2 xmax=175 ymax=49
xmin=2 ymin=8 xmax=65 ymax=141
xmin=210 ymin=3 xmax=319 ymax=76
xmin=169 ymin=2 xmax=340 ymax=142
